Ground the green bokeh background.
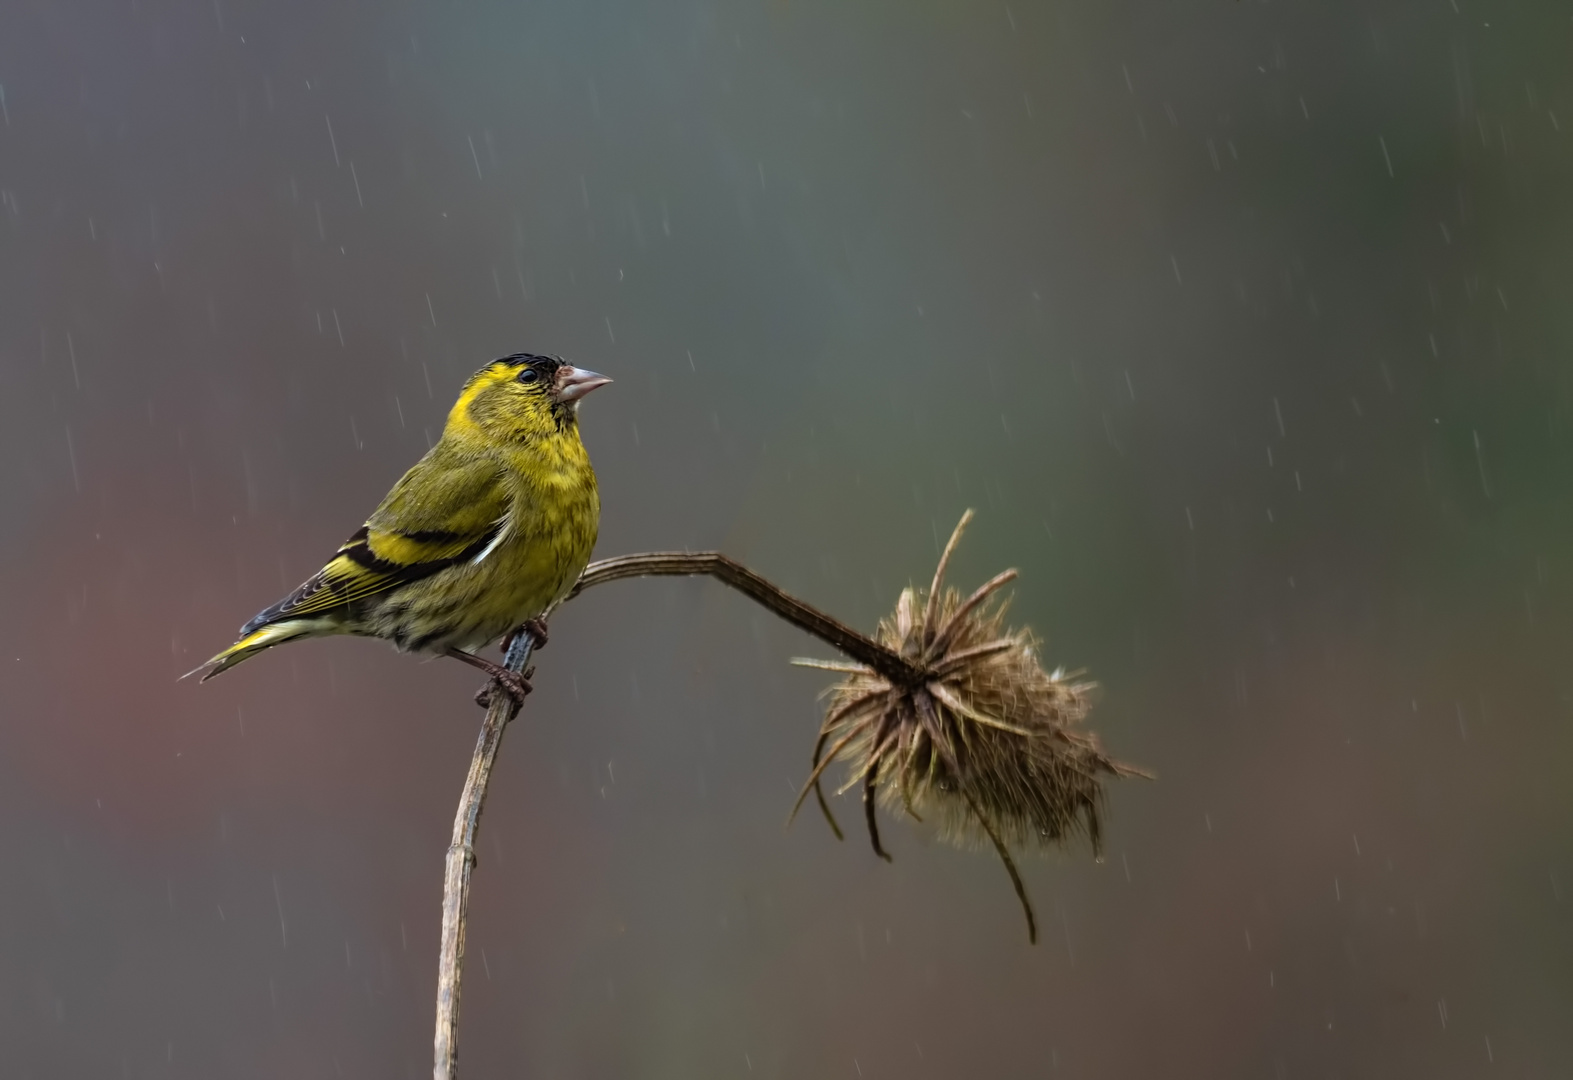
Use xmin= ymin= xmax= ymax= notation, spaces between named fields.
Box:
xmin=0 ymin=1 xmax=1569 ymax=1076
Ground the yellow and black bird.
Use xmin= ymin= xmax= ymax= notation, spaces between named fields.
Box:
xmin=188 ymin=353 xmax=610 ymax=701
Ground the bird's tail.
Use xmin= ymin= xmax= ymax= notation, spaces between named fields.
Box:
xmin=181 ymin=621 xmax=316 ymax=682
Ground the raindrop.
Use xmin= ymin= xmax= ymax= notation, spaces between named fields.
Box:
xmin=1473 ymin=430 xmax=1490 ymax=498
xmin=65 ymin=427 xmax=80 ymax=492
xmin=272 ymin=876 xmax=288 ymax=948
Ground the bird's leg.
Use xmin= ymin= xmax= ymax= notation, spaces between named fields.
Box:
xmin=500 ymin=617 xmax=549 ymax=654
xmin=447 ymin=648 xmax=533 ymax=708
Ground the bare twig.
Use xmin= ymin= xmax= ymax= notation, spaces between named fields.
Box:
xmin=433 ymin=554 xmax=910 ymax=1078
xmin=433 ymin=631 xmax=534 ymax=1080
xmin=572 ymin=552 xmax=927 ymax=684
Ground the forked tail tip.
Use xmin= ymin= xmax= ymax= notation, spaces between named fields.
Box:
xmin=178 ymin=659 xmax=216 ymax=683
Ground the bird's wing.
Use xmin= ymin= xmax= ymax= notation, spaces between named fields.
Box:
xmin=244 ymin=448 xmax=512 ymax=630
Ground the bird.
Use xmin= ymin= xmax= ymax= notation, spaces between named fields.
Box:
xmin=187 ymin=352 xmax=611 ymax=703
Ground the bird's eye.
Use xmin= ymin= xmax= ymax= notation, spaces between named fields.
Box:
xmin=517 ymin=368 xmax=540 ymax=385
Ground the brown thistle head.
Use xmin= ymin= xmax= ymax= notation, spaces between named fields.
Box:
xmin=791 ymin=510 xmax=1150 ymax=943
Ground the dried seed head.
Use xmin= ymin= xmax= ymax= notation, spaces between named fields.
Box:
xmin=791 ymin=510 xmax=1150 ymax=942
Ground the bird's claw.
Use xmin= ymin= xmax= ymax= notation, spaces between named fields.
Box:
xmin=474 ymin=668 xmax=533 ymax=709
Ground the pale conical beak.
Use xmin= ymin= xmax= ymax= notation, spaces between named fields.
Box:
xmin=555 ymin=366 xmax=612 ymax=404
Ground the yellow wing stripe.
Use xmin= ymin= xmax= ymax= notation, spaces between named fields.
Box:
xmin=266 ymin=554 xmax=389 ymax=619
xmin=245 ymin=521 xmax=503 ymax=625
xmin=365 ymin=528 xmax=480 ymax=566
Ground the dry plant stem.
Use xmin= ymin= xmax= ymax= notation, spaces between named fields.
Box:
xmin=432 ymin=536 xmax=1101 ymax=1068
xmin=573 ymin=552 xmax=926 ymax=685
xmin=810 ymin=731 xmax=845 ymax=841
xmin=434 ymin=630 xmax=535 ymax=1080
xmin=435 ymin=552 xmax=914 ymax=1076
xmin=961 ymin=785 xmax=1038 ymax=945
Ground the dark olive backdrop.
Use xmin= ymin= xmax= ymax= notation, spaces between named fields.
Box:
xmin=1 ymin=1 xmax=1570 ymax=1076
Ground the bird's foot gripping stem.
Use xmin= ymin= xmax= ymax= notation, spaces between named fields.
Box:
xmin=446 ymin=648 xmax=534 ymax=709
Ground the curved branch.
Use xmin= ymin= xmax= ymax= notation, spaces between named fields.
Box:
xmin=573 ymin=552 xmax=926 ymax=684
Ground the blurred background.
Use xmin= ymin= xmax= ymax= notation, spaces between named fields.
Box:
xmin=1 ymin=0 xmax=1570 ymax=1076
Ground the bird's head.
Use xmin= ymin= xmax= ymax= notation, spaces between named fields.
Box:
xmin=447 ymin=353 xmax=612 ymax=443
